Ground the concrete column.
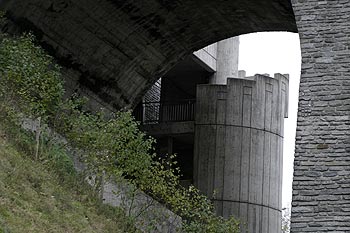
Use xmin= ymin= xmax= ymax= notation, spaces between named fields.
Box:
xmin=210 ymin=37 xmax=239 ymax=84
xmin=194 ymin=74 xmax=289 ymax=233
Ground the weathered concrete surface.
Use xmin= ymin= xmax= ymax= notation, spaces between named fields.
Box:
xmin=194 ymin=74 xmax=289 ymax=233
xmin=141 ymin=121 xmax=194 ymax=136
xmin=193 ymin=43 xmax=218 ymax=72
xmin=212 ymin=37 xmax=240 ymax=84
xmin=5 ymin=0 xmax=350 ymax=230
xmin=291 ymin=1 xmax=350 ymax=232
xmin=1 ymin=0 xmax=296 ymax=109
xmin=102 ymin=179 xmax=181 ymax=232
xmin=193 ymin=37 xmax=240 ymax=83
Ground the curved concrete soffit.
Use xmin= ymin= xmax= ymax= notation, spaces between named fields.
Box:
xmin=1 ymin=0 xmax=297 ymax=109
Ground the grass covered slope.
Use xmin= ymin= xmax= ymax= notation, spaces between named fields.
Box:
xmin=0 ymin=26 xmax=240 ymax=232
xmin=0 ymin=132 xmax=128 ymax=233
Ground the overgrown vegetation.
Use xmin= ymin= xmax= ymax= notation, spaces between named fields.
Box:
xmin=0 ymin=14 xmax=240 ymax=232
xmin=0 ymin=126 xmax=135 ymax=233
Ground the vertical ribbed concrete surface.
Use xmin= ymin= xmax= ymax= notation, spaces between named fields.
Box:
xmin=212 ymin=37 xmax=240 ymax=84
xmin=194 ymin=74 xmax=288 ymax=232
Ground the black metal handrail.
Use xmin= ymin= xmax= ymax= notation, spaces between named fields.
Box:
xmin=134 ymin=99 xmax=196 ymax=124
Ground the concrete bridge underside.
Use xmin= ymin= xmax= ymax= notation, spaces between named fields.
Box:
xmin=3 ymin=0 xmax=350 ymax=232
xmin=1 ymin=0 xmax=296 ymax=109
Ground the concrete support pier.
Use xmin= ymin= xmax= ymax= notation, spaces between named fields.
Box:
xmin=213 ymin=37 xmax=240 ymax=84
xmin=194 ymin=74 xmax=289 ymax=233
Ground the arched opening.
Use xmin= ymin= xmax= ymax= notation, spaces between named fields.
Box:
xmin=133 ymin=31 xmax=301 ymax=232
xmin=2 ymin=0 xmax=297 ymax=110
xmin=2 ymin=1 xmax=304 ymax=232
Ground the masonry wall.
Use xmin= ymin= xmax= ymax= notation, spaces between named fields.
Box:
xmin=291 ymin=1 xmax=350 ymax=232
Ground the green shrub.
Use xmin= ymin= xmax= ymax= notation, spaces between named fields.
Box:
xmin=0 ymin=33 xmax=63 ymax=119
xmin=55 ymin=101 xmax=240 ymax=232
xmin=0 ymin=15 xmax=240 ymax=232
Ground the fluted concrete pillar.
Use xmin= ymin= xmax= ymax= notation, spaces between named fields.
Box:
xmin=194 ymin=74 xmax=288 ymax=233
xmin=210 ymin=37 xmax=239 ymax=84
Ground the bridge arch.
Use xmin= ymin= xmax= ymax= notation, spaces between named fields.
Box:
xmin=4 ymin=0 xmax=350 ymax=232
xmin=2 ymin=0 xmax=297 ymax=109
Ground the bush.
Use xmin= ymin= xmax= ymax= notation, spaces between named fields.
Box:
xmin=0 ymin=32 xmax=63 ymax=119
xmin=0 ymin=16 xmax=240 ymax=232
xmin=61 ymin=109 xmax=240 ymax=232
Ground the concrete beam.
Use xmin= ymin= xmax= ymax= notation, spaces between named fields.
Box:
xmin=140 ymin=121 xmax=194 ymax=136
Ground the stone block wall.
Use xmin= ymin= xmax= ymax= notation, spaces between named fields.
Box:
xmin=291 ymin=1 xmax=350 ymax=232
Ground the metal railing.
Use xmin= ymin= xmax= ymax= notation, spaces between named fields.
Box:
xmin=134 ymin=99 xmax=196 ymax=124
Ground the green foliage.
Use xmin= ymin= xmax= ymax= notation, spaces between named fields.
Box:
xmin=282 ymin=207 xmax=291 ymax=233
xmin=0 ymin=126 xmax=134 ymax=233
xmin=42 ymin=140 xmax=76 ymax=181
xmin=0 ymin=15 xmax=240 ymax=232
xmin=57 ymin=105 xmax=240 ymax=232
xmin=0 ymin=32 xmax=63 ymax=119
xmin=62 ymin=107 xmax=154 ymax=180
